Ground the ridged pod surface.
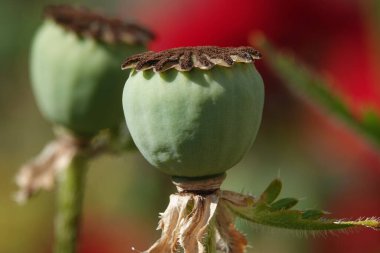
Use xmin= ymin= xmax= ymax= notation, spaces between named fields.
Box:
xmin=31 ymin=18 xmax=147 ymax=137
xmin=123 ymin=63 xmax=264 ymax=178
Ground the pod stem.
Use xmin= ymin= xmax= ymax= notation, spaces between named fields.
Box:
xmin=204 ymin=220 xmax=217 ymax=253
xmin=54 ymin=154 xmax=88 ymax=253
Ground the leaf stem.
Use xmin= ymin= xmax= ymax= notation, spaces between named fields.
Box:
xmin=54 ymin=154 xmax=88 ymax=253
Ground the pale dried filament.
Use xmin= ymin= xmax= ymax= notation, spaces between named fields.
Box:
xmin=145 ymin=190 xmax=249 ymax=253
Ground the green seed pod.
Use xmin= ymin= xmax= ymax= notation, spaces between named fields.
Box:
xmin=31 ymin=5 xmax=154 ymax=137
xmin=122 ymin=47 xmax=264 ymax=178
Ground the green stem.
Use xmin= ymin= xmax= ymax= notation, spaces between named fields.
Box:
xmin=204 ymin=221 xmax=217 ymax=253
xmin=54 ymin=154 xmax=88 ymax=253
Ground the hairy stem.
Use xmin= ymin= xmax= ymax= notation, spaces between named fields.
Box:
xmin=54 ymin=154 xmax=88 ymax=253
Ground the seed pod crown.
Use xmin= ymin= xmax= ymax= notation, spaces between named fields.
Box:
xmin=44 ymin=5 xmax=154 ymax=45
xmin=122 ymin=46 xmax=261 ymax=72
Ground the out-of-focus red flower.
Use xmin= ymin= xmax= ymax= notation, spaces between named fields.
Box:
xmin=132 ymin=0 xmax=378 ymax=113
xmin=324 ymin=34 xmax=380 ymax=116
xmin=301 ymin=110 xmax=380 ymax=176
xmin=79 ymin=215 xmax=153 ymax=253
xmin=132 ymin=0 xmax=363 ymax=54
xmin=314 ymin=175 xmax=380 ymax=253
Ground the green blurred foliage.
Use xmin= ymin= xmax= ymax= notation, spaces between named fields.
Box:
xmin=258 ymin=37 xmax=380 ymax=149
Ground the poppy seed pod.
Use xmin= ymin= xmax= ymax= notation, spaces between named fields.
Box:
xmin=122 ymin=46 xmax=264 ymax=178
xmin=31 ymin=5 xmax=154 ymax=137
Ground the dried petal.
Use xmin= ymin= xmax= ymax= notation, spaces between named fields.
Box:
xmin=179 ymin=194 xmax=219 ymax=253
xmin=145 ymin=194 xmax=192 ymax=253
xmin=216 ymin=202 xmax=247 ymax=253
xmin=15 ymin=136 xmax=81 ymax=203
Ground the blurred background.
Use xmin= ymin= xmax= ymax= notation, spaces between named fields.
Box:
xmin=1 ymin=0 xmax=380 ymax=252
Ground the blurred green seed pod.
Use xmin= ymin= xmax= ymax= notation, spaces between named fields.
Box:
xmin=122 ymin=46 xmax=264 ymax=178
xmin=31 ymin=5 xmax=154 ymax=137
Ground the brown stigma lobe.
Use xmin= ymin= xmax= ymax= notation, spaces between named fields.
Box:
xmin=121 ymin=46 xmax=261 ymax=72
xmin=44 ymin=5 xmax=154 ymax=45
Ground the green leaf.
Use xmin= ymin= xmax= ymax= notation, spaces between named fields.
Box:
xmin=334 ymin=219 xmax=380 ymax=230
xmin=255 ymin=35 xmax=380 ymax=149
xmin=360 ymin=109 xmax=380 ymax=144
xmin=270 ymin=198 xmax=299 ymax=211
xmin=369 ymin=0 xmax=380 ymax=33
xmin=301 ymin=209 xmax=328 ymax=220
xmin=259 ymin=179 xmax=282 ymax=204
xmin=224 ymin=179 xmax=380 ymax=232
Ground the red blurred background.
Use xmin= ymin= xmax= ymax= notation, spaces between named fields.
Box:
xmin=0 ymin=0 xmax=379 ymax=252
